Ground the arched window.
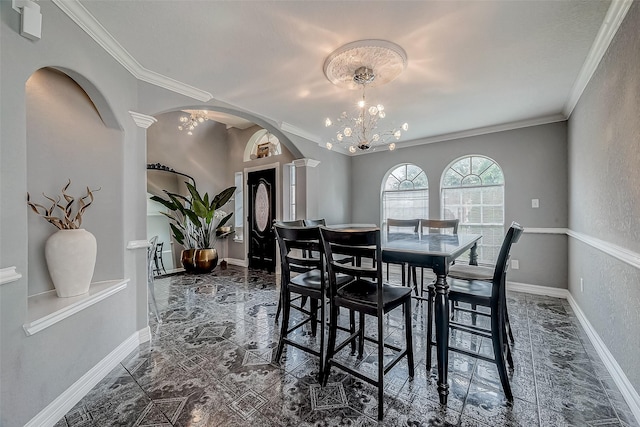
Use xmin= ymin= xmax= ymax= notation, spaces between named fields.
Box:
xmin=243 ymin=129 xmax=282 ymax=162
xmin=382 ymin=164 xmax=428 ymax=226
xmin=441 ymin=155 xmax=504 ymax=264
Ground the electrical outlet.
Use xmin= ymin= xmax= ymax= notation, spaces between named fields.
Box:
xmin=580 ymin=277 xmax=584 ymax=292
xmin=511 ymin=259 xmax=519 ymax=270
xmin=531 ymin=199 xmax=539 ymax=208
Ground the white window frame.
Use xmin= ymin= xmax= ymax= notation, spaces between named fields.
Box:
xmin=233 ymin=171 xmax=244 ymax=242
xmin=441 ymin=155 xmax=505 ymax=264
xmin=381 ymin=163 xmax=429 ymax=229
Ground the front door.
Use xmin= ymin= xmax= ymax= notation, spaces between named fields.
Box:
xmin=247 ymin=168 xmax=276 ymax=271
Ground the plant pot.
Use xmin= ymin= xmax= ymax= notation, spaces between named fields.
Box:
xmin=194 ymin=248 xmax=218 ymax=273
xmin=45 ymin=229 xmax=97 ymax=297
xmin=181 ymin=249 xmax=197 ymax=272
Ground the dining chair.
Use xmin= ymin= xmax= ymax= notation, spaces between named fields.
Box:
xmin=274 ymin=224 xmax=352 ymax=380
xmin=303 ymin=218 xmax=326 ymax=226
xmin=425 ymin=222 xmax=523 ymax=401
xmin=384 ymin=218 xmax=420 ymax=294
xmin=147 ymin=236 xmax=162 ymax=323
xmin=447 ymin=232 xmax=516 ymax=344
xmin=273 ymin=220 xmax=306 ymax=322
xmin=414 ymin=219 xmax=459 ymax=298
xmin=320 ymin=226 xmax=414 ymax=420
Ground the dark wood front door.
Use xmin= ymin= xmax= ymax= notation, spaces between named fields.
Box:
xmin=247 ymin=168 xmax=276 ymax=271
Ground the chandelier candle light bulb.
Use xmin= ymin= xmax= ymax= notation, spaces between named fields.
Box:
xmin=323 ymin=40 xmax=409 ymax=153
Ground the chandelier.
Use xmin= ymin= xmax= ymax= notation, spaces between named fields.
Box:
xmin=323 ymin=40 xmax=408 ymax=153
xmin=178 ymin=110 xmax=209 ymax=135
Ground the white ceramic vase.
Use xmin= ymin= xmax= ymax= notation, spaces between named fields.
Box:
xmin=45 ymin=229 xmax=97 ymax=297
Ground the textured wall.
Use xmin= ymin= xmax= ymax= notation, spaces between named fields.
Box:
xmin=26 ymin=68 xmax=124 ymax=295
xmin=350 ymin=122 xmax=569 ymax=287
xmin=0 ymin=2 xmax=144 ymax=425
xmin=568 ymin=1 xmax=640 ymax=392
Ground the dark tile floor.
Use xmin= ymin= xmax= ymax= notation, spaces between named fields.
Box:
xmin=56 ymin=266 xmax=638 ymax=426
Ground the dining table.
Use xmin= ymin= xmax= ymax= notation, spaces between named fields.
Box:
xmin=382 ymin=232 xmax=482 ymax=405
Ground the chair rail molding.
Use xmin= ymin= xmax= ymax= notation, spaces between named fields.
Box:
xmin=523 ymin=227 xmax=568 ymax=235
xmin=127 ymin=240 xmax=151 ymax=250
xmin=568 ymin=229 xmax=640 ymax=270
xmin=0 ymin=266 xmax=22 ymax=286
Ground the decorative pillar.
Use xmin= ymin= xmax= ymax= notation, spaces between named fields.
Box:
xmin=293 ymin=158 xmax=320 ymax=220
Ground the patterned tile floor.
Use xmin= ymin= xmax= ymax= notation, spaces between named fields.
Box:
xmin=56 ymin=266 xmax=638 ymax=426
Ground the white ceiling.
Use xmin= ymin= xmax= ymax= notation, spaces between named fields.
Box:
xmin=71 ymin=0 xmax=620 ymax=151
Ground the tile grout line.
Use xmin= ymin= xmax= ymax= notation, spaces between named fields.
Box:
xmin=525 ymin=293 xmax=543 ymax=427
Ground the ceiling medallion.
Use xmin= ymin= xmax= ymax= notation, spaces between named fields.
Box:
xmin=323 ymin=40 xmax=408 ymax=153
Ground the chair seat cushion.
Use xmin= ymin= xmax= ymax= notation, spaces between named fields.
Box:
xmin=336 ymin=279 xmax=412 ymax=312
xmin=448 ymin=264 xmax=494 ymax=281
xmin=291 ymin=270 xmax=352 ymax=290
xmin=447 ymin=278 xmax=492 ymax=305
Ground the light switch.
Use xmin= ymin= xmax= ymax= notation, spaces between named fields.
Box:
xmin=531 ymin=199 xmax=539 ymax=208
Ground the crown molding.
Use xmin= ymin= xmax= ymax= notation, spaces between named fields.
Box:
xmin=563 ymin=0 xmax=633 ymax=117
xmin=395 ymin=114 xmax=566 ymax=151
xmin=128 ymin=111 xmax=157 ymax=129
xmin=293 ymin=158 xmax=320 ymax=168
xmin=279 ymin=121 xmax=321 ymax=144
xmin=51 ymin=0 xmax=212 ymax=102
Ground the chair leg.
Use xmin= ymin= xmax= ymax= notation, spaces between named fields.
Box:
xmin=350 ymin=310 xmax=357 ymax=355
xmin=323 ymin=303 xmax=339 ymax=386
xmin=377 ymin=310 xmax=385 ymax=420
xmin=275 ymin=298 xmax=282 ymax=322
xmin=505 ymin=303 xmax=515 ymax=344
xmin=471 ymin=303 xmax=477 ymax=325
xmin=275 ymin=290 xmax=290 ymax=363
xmin=426 ymin=287 xmax=434 ymax=370
xmin=405 ymin=299 xmax=415 ymax=378
xmin=358 ymin=312 xmax=365 ymax=358
xmin=318 ymin=295 xmax=326 ymax=382
xmin=491 ymin=307 xmax=513 ymax=401
xmin=310 ymin=298 xmax=318 ymax=337
xmin=147 ymin=276 xmax=162 ymax=323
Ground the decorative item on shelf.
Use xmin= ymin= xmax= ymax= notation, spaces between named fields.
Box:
xmin=256 ymin=142 xmax=270 ymax=158
xmin=323 ymin=39 xmax=409 ymax=154
xmin=27 ymin=179 xmax=100 ymax=298
xmin=178 ymin=110 xmax=209 ymax=135
xmin=151 ymin=182 xmax=235 ymax=274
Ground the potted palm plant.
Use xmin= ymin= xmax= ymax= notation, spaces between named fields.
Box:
xmin=151 ymin=182 xmax=235 ymax=273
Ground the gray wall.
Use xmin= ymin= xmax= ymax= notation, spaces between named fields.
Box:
xmin=0 ymin=2 xmax=146 ymax=426
xmin=567 ymin=2 xmax=640 ymax=392
xmin=350 ymin=122 xmax=569 ymax=288
xmin=26 ymin=68 xmax=124 ymax=295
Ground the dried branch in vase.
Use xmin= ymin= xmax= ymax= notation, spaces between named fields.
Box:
xmin=27 ymin=179 xmax=101 ymax=230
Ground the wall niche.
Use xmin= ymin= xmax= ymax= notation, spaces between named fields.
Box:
xmin=25 ymin=67 xmax=125 ymax=297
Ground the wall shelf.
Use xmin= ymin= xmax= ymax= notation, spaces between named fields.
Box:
xmin=23 ymin=279 xmax=129 ymax=336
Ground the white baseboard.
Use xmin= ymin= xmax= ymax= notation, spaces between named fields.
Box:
xmin=226 ymin=257 xmax=248 ymax=267
xmin=567 ymin=293 xmax=640 ymax=425
xmin=506 ymin=280 xmax=640 ymax=425
xmin=25 ymin=327 xmax=150 ymax=427
xmin=507 ymin=281 xmax=570 ymax=298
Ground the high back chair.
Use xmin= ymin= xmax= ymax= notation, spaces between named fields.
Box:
xmin=383 ymin=218 xmax=420 ymax=293
xmin=425 ymin=222 xmax=523 ymax=401
xmin=147 ymin=236 xmax=161 ymax=323
xmin=274 ymin=224 xmax=352 ymax=380
xmin=320 ymin=226 xmax=414 ymax=420
xmin=303 ymin=218 xmax=326 ymax=226
xmin=414 ymin=219 xmax=459 ymax=296
xmin=273 ymin=219 xmax=306 ymax=322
